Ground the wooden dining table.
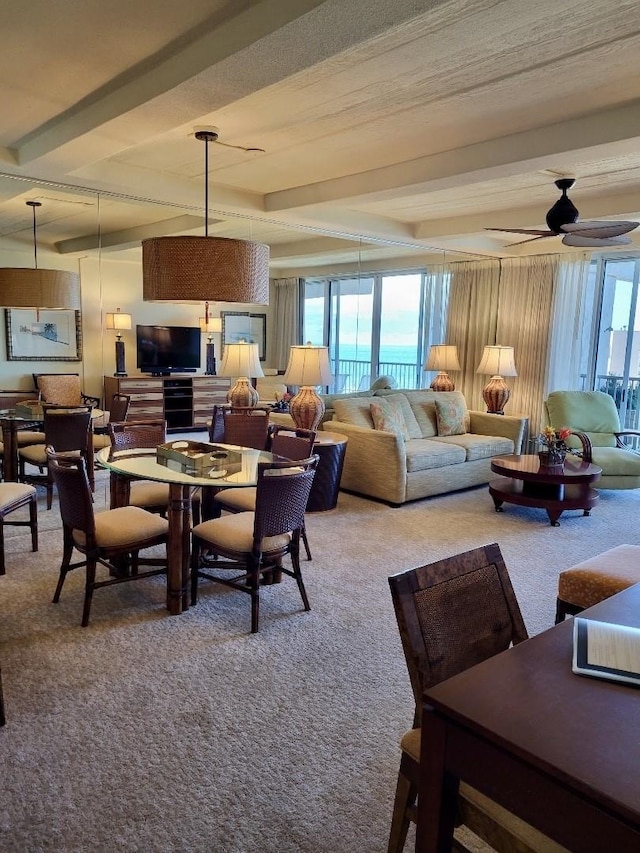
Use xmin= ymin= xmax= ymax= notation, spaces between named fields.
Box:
xmin=417 ymin=584 xmax=640 ymax=852
xmin=96 ymin=442 xmax=283 ymax=615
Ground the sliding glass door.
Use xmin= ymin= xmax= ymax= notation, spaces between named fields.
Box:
xmin=594 ymin=258 xmax=640 ymax=430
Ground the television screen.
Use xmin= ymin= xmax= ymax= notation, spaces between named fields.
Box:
xmin=136 ymin=325 xmax=201 ymax=373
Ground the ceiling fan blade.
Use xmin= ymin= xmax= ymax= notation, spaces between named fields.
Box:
xmin=562 ymin=233 xmax=632 ymax=248
xmin=485 ymin=228 xmax=553 ymax=236
xmin=561 ymin=221 xmax=639 ymax=238
xmin=506 ymin=234 xmax=554 ymax=246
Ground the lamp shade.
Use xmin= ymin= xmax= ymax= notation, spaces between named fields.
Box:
xmin=142 ymin=236 xmax=269 ymax=305
xmin=0 ymin=268 xmax=80 ymax=310
xmin=199 ymin=316 xmax=222 ymax=334
xmin=105 ymin=310 xmax=132 ymax=331
xmin=283 ymin=345 xmax=333 ymax=387
xmin=476 ymin=345 xmax=518 ymax=377
xmin=424 ymin=345 xmax=461 ymax=372
xmin=217 ymin=342 xmax=264 ymax=380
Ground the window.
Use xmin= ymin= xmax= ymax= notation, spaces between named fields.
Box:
xmin=303 ymin=268 xmax=449 ymax=391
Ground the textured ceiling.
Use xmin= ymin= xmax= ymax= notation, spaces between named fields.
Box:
xmin=2 ymin=0 xmax=640 ymax=274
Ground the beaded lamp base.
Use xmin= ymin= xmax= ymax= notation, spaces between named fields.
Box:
xmin=289 ymin=386 xmax=326 ymax=431
xmin=429 ymin=371 xmax=455 ymax=391
xmin=482 ymin=375 xmax=510 ymax=414
xmin=227 ymin=378 xmax=259 ymax=408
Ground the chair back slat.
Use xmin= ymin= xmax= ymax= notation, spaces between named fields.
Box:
xmin=109 ymin=419 xmax=166 ymax=451
xmin=270 ymin=425 xmax=316 ymax=461
xmin=47 ymin=449 xmax=96 ymax=541
xmin=253 ymin=455 xmax=318 ymax=541
xmin=388 ymin=543 xmax=528 ymax=727
xmin=222 ymin=408 xmax=270 ymax=450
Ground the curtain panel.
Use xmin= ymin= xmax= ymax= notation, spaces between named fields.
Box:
xmin=271 ymin=277 xmax=302 ymax=371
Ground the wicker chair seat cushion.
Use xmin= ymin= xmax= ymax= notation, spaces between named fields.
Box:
xmin=16 ymin=431 xmax=46 ymax=446
xmin=92 ymin=433 xmax=112 ymax=451
xmin=0 ymin=482 xmax=37 ymax=509
xmin=129 ymin=481 xmax=171 ymax=508
xmin=558 ymin=544 xmax=640 ymax=609
xmin=72 ymin=506 xmax=168 ymax=550
xmin=399 ymin=728 xmax=567 ymax=852
xmin=192 ymin=512 xmax=291 ymax=553
xmin=19 ymin=445 xmax=82 ymax=466
xmin=213 ymin=487 xmax=256 ymax=512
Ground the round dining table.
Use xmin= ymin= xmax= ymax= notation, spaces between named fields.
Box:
xmin=96 ymin=442 xmax=282 ymax=615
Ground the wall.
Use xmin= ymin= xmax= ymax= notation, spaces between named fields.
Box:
xmin=0 ymin=248 xmax=273 ymax=404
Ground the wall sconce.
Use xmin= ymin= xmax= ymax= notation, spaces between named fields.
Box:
xmin=476 ymin=345 xmax=517 ymax=414
xmin=217 ymin=341 xmax=264 ymax=407
xmin=199 ymin=304 xmax=222 ymax=375
xmin=283 ymin=344 xmax=333 ymax=430
xmin=424 ymin=345 xmax=461 ymax=391
xmin=105 ymin=308 xmax=132 ymax=377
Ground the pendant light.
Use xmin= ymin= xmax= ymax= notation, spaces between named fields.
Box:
xmin=0 ymin=201 xmax=80 ymax=310
xmin=142 ymin=128 xmax=269 ymax=305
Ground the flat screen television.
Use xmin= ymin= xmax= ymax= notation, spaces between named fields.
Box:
xmin=136 ymin=324 xmax=201 ymax=375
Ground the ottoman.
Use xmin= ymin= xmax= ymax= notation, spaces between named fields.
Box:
xmin=556 ymin=544 xmax=640 ymax=622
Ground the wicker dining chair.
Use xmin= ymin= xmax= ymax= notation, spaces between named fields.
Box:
xmin=387 ymin=543 xmax=564 ymax=853
xmin=107 ymin=419 xmax=201 ymax=525
xmin=18 ymin=405 xmax=93 ymax=509
xmin=93 ymin=393 xmax=131 ymax=451
xmin=212 ymin=424 xmax=316 ymax=559
xmin=191 ymin=454 xmax=318 ymax=633
xmin=0 ymin=482 xmax=38 ymax=574
xmin=47 ymin=449 xmax=168 ymax=626
xmin=209 ymin=405 xmax=271 ymax=450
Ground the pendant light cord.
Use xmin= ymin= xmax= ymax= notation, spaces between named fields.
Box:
xmin=27 ymin=200 xmax=42 ymax=269
xmin=204 ymin=136 xmax=209 ymax=238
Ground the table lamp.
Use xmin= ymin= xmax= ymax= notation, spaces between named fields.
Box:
xmin=105 ymin=308 xmax=132 ymax=377
xmin=218 ymin=341 xmax=264 ymax=407
xmin=283 ymin=344 xmax=333 ymax=430
xmin=476 ymin=345 xmax=517 ymax=414
xmin=424 ymin=345 xmax=461 ymax=391
xmin=199 ymin=313 xmax=222 ymax=375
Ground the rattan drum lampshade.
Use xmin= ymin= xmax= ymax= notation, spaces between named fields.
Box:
xmin=142 ymin=129 xmax=269 ymax=306
xmin=0 ymin=202 xmax=80 ymax=311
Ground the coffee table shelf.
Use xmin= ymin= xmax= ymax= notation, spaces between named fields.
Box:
xmin=489 ymin=454 xmax=602 ymax=526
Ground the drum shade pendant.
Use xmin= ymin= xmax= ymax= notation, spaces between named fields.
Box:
xmin=0 ymin=201 xmax=80 ymax=310
xmin=142 ymin=129 xmax=269 ymax=305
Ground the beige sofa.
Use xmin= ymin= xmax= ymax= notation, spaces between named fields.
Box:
xmin=328 ymin=389 xmax=526 ymax=506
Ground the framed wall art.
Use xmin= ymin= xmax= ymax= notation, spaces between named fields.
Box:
xmin=5 ymin=308 xmax=83 ymax=361
xmin=221 ymin=311 xmax=266 ymax=361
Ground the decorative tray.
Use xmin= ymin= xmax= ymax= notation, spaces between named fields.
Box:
xmin=15 ymin=401 xmax=44 ymax=419
xmin=156 ymin=440 xmax=242 ymax=477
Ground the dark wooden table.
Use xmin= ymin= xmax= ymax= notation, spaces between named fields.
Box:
xmin=489 ymin=453 xmax=602 ymax=525
xmin=417 ymin=585 xmax=640 ymax=853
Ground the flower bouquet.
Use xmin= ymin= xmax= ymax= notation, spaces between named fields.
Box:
xmin=272 ymin=391 xmax=292 ymax=413
xmin=539 ymin=426 xmax=571 ymax=468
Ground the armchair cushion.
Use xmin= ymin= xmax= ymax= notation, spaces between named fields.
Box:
xmin=546 ymin=390 xmax=619 ymax=447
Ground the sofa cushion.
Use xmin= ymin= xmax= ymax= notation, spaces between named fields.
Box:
xmin=434 ymin=396 xmax=466 ymax=436
xmin=377 ymin=390 xmax=470 ymax=439
xmin=380 ymin=393 xmax=422 ymax=439
xmin=431 ymin=433 xmax=514 ymax=461
xmin=370 ymin=398 xmax=408 ymax=439
xmin=332 ymin=395 xmax=379 ymax=428
xmin=405 ymin=438 xmax=467 ymax=472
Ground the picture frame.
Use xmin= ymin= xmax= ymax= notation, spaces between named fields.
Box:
xmin=221 ymin=311 xmax=266 ymax=361
xmin=5 ymin=308 xmax=83 ymax=361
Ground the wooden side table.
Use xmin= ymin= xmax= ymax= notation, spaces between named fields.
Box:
xmin=307 ymin=431 xmax=348 ymax=512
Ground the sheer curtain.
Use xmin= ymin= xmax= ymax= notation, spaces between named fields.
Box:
xmin=496 ymin=255 xmax=558 ymax=436
xmin=272 ymin=277 xmax=301 ymax=370
xmin=546 ymin=253 xmax=593 ymax=395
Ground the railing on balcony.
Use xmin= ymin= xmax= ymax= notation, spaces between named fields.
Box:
xmin=331 ymin=359 xmax=422 ymax=393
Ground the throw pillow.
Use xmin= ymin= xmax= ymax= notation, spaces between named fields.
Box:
xmin=370 ymin=398 xmax=408 ymax=439
xmin=434 ymin=396 xmax=467 ymax=436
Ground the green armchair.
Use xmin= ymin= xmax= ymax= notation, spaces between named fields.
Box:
xmin=544 ymin=390 xmax=640 ymax=489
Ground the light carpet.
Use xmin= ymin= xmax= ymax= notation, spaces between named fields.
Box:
xmin=1 ymin=470 xmax=638 ymax=853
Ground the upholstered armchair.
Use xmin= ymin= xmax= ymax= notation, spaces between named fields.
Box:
xmin=544 ymin=390 xmax=640 ymax=489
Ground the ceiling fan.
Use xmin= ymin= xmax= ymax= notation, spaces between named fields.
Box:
xmin=486 ymin=178 xmax=639 ymax=247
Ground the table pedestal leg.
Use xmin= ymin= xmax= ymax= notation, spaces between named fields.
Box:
xmin=167 ymin=483 xmax=192 ymax=615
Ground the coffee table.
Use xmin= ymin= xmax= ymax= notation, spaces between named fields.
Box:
xmin=489 ymin=454 xmax=602 ymax=526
